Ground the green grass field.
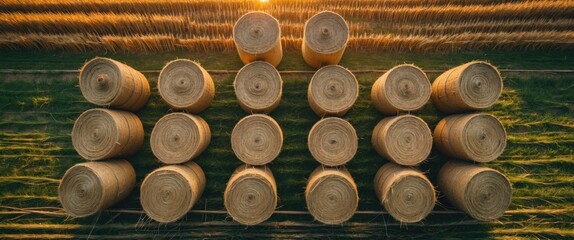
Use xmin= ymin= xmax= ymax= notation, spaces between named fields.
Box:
xmin=0 ymin=49 xmax=573 ymax=238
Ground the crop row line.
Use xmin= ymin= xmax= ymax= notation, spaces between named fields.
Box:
xmin=2 ymin=31 xmax=572 ymax=53
xmin=1 ymin=1 xmax=572 ymax=23
xmin=1 ymin=206 xmax=573 ymax=219
xmin=2 ymin=13 xmax=573 ymax=38
xmin=2 ymin=69 xmax=574 ymax=74
xmin=0 ymin=0 xmax=525 ymax=9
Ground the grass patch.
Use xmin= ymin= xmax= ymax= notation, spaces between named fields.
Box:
xmin=0 ymin=49 xmax=573 ymax=71
xmin=0 ymin=51 xmax=572 ymax=237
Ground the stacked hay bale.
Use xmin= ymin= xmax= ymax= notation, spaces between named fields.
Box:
xmin=157 ymin=59 xmax=215 ymax=113
xmin=308 ymin=117 xmax=357 ymax=167
xmin=371 ymin=115 xmax=432 ymax=166
xmin=371 ymin=65 xmax=431 ymax=115
xmin=150 ymin=113 xmax=211 ymax=165
xmin=231 ymin=114 xmax=283 ymax=166
xmin=140 ymin=59 xmax=213 ymax=223
xmin=431 ymin=61 xmax=503 ymax=113
xmin=140 ymin=161 xmax=206 ymax=223
xmin=433 ymin=113 xmax=506 ymax=163
xmin=302 ymin=11 xmax=349 ymax=68
xmin=374 ymin=163 xmax=435 ymax=223
xmin=438 ymin=161 xmax=511 ymax=221
xmin=59 ymin=160 xmax=136 ymax=217
xmin=308 ymin=65 xmax=358 ymax=117
xmin=227 ymin=18 xmax=283 ymax=224
xmin=234 ymin=61 xmax=282 ymax=113
xmin=79 ymin=57 xmax=150 ymax=112
xmin=224 ymin=164 xmax=277 ymax=225
xmin=370 ymin=64 xmax=436 ymax=223
xmin=60 ymin=57 xmax=149 ymax=217
xmin=305 ymin=45 xmax=359 ymax=224
xmin=432 ymin=61 xmax=511 ymax=221
xmin=306 ymin=166 xmax=358 ymax=224
xmin=72 ymin=108 xmax=144 ymax=161
xmin=233 ymin=11 xmax=282 ymax=67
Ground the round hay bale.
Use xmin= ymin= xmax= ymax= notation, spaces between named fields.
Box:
xmin=224 ymin=164 xmax=277 ymax=225
xmin=372 ymin=115 xmax=432 ymax=166
xmin=302 ymin=11 xmax=349 ymax=68
xmin=158 ymin=59 xmax=215 ymax=113
xmin=431 ymin=61 xmax=503 ymax=113
xmin=79 ymin=57 xmax=150 ymax=112
xmin=374 ymin=163 xmax=435 ymax=223
xmin=141 ymin=161 xmax=206 ymax=223
xmin=438 ymin=161 xmax=512 ymax=221
xmin=72 ymin=108 xmax=144 ymax=161
xmin=305 ymin=166 xmax=358 ymax=224
xmin=150 ymin=113 xmax=211 ymax=164
xmin=371 ymin=64 xmax=431 ymax=114
xmin=308 ymin=65 xmax=358 ymax=116
xmin=233 ymin=11 xmax=282 ymax=67
xmin=234 ymin=61 xmax=282 ymax=113
xmin=59 ymin=159 xmax=135 ymax=217
xmin=308 ymin=117 xmax=357 ymax=166
xmin=433 ymin=113 xmax=506 ymax=163
xmin=231 ymin=114 xmax=283 ymax=165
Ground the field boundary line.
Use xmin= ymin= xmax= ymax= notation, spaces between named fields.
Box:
xmin=3 ymin=205 xmax=567 ymax=218
xmin=1 ymin=69 xmax=574 ymax=74
xmin=0 ymin=206 xmax=465 ymax=216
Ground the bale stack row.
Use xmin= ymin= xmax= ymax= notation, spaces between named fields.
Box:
xmin=225 ymin=13 xmax=285 ymax=225
xmin=229 ymin=10 xmax=356 ymax=225
xmin=232 ymin=10 xmax=349 ymax=69
xmin=306 ymin=66 xmax=359 ymax=224
xmin=370 ymin=64 xmax=436 ymax=223
xmin=60 ymin=10 xmax=512 ymax=225
xmin=141 ymin=59 xmax=214 ymax=223
xmin=60 ymin=57 xmax=149 ymax=217
xmin=432 ymin=62 xmax=512 ymax=221
xmin=227 ymin=114 xmax=281 ymax=225
xmin=303 ymin=12 xmax=360 ymax=225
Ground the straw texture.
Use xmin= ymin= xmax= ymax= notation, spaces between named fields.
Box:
xmin=140 ymin=161 xmax=206 ymax=223
xmin=150 ymin=112 xmax=211 ymax=164
xmin=79 ymin=57 xmax=150 ymax=111
xmin=224 ymin=164 xmax=277 ymax=225
xmin=434 ymin=113 xmax=507 ymax=163
xmin=308 ymin=65 xmax=358 ymax=116
xmin=305 ymin=166 xmax=358 ymax=225
xmin=231 ymin=114 xmax=283 ymax=165
xmin=302 ymin=11 xmax=349 ymax=68
xmin=158 ymin=59 xmax=215 ymax=113
xmin=58 ymin=160 xmax=135 ymax=217
xmin=438 ymin=161 xmax=512 ymax=221
xmin=431 ymin=61 xmax=503 ymax=113
xmin=371 ymin=64 xmax=431 ymax=114
xmin=372 ymin=115 xmax=432 ymax=166
xmin=374 ymin=163 xmax=435 ymax=223
xmin=233 ymin=11 xmax=282 ymax=67
xmin=72 ymin=108 xmax=144 ymax=161
xmin=234 ymin=61 xmax=282 ymax=113
xmin=308 ymin=117 xmax=357 ymax=166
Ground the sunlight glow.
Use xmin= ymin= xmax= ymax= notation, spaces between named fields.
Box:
xmin=259 ymin=0 xmax=269 ymax=3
